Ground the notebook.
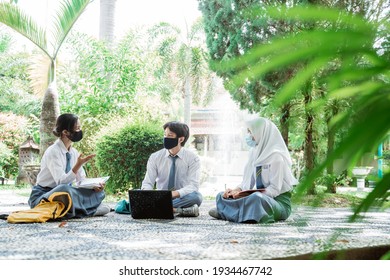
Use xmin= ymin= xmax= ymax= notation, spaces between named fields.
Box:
xmin=74 ymin=176 xmax=110 ymax=189
xmin=128 ymin=190 xmax=174 ymax=219
xmin=230 ymin=189 xmax=266 ymax=199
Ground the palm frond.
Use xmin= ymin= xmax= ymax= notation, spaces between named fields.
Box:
xmin=52 ymin=0 xmax=90 ymax=58
xmin=0 ymin=2 xmax=48 ymax=57
xmin=188 ymin=17 xmax=204 ymax=43
xmin=148 ymin=22 xmax=181 ymax=41
xmin=27 ymin=53 xmax=52 ymax=96
xmin=215 ymin=28 xmax=376 ymax=103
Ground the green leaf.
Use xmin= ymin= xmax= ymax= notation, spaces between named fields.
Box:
xmin=52 ymin=0 xmax=90 ymax=58
xmin=0 ymin=2 xmax=48 ymax=56
xmin=274 ymin=57 xmax=330 ymax=105
xmin=351 ymin=173 xmax=390 ymax=221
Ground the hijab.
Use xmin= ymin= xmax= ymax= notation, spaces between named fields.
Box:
xmin=241 ymin=117 xmax=298 ymax=189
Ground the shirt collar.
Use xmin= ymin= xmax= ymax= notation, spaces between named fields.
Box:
xmin=164 ymin=147 xmax=184 ymax=159
xmin=55 ymin=139 xmax=71 ymax=154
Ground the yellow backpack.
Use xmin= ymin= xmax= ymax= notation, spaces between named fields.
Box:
xmin=7 ymin=192 xmax=72 ymax=223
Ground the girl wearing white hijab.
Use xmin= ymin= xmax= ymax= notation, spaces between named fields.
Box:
xmin=209 ymin=117 xmax=298 ymax=223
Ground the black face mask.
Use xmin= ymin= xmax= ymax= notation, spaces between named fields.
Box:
xmin=164 ymin=137 xmax=178 ymax=150
xmin=68 ymin=130 xmax=83 ymax=142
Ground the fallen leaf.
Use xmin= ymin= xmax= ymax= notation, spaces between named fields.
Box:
xmin=58 ymin=221 xmax=68 ymax=228
xmin=336 ymin=239 xmax=349 ymax=243
xmin=230 ymin=240 xmax=239 ymax=244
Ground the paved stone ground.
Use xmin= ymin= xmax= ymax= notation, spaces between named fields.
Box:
xmin=0 ymin=189 xmax=389 ymax=260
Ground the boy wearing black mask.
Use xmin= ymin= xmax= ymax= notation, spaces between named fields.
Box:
xmin=141 ymin=121 xmax=202 ymax=217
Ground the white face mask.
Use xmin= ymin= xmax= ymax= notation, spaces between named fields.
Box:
xmin=245 ymin=133 xmax=256 ymax=147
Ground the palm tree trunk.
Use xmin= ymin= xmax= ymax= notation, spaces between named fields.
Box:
xmin=280 ymin=103 xmax=291 ymax=147
xmin=99 ymin=0 xmax=116 ymax=96
xmin=184 ymin=76 xmax=192 ymax=129
xmin=39 ymin=81 xmax=60 ymax=156
xmin=304 ymin=105 xmax=314 ymax=172
xmin=99 ymin=0 xmax=116 ymax=47
xmin=326 ymin=101 xmax=340 ymax=193
xmin=303 ymin=84 xmax=316 ymax=194
xmin=326 ymin=102 xmax=339 ymax=174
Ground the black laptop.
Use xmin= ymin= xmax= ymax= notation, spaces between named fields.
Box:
xmin=128 ymin=190 xmax=174 ymax=219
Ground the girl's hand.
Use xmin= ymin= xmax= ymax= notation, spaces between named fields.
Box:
xmin=93 ymin=182 xmax=105 ymax=192
xmin=222 ymin=188 xmax=232 ymax=198
xmin=223 ymin=188 xmax=242 ymax=199
xmin=72 ymin=154 xmax=95 ymax=174
xmin=77 ymin=154 xmax=96 ymax=165
xmin=230 ymin=190 xmax=242 ymax=199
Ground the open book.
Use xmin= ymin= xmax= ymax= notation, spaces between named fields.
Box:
xmin=229 ymin=188 xmax=265 ymax=199
xmin=74 ymin=176 xmax=110 ymax=189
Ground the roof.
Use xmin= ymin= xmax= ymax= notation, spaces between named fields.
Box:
xmin=191 ymin=119 xmax=237 ymax=135
xmin=20 ymin=137 xmax=39 ymax=150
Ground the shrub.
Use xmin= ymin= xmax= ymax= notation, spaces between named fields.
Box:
xmin=315 ymin=171 xmax=353 ymax=193
xmin=0 ymin=113 xmax=31 ymax=178
xmin=74 ymin=110 xmax=166 ymax=178
xmin=0 ymin=142 xmax=13 ymax=177
xmin=95 ymin=122 xmax=163 ymax=194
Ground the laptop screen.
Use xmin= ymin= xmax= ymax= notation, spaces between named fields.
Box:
xmin=128 ymin=190 xmax=174 ymax=219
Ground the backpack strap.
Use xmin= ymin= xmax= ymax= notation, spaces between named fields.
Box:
xmin=46 ymin=192 xmax=72 ymax=218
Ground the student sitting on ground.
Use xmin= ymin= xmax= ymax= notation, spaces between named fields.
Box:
xmin=141 ymin=121 xmax=202 ymax=217
xmin=209 ymin=117 xmax=298 ymax=223
xmin=28 ymin=113 xmax=110 ymax=218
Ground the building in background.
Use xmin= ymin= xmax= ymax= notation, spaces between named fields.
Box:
xmin=190 ymin=91 xmax=253 ymax=194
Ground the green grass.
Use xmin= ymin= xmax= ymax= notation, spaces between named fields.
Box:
xmin=0 ymin=183 xmax=16 ymax=190
xmin=292 ymin=193 xmax=365 ymax=208
xmin=292 ymin=192 xmax=390 ymax=210
xmin=0 ymin=184 xmax=32 ymax=196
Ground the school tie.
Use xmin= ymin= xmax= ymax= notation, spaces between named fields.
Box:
xmin=256 ymin=166 xmax=264 ymax=189
xmin=65 ymin=152 xmax=71 ymax=173
xmin=168 ymin=155 xmax=177 ymax=190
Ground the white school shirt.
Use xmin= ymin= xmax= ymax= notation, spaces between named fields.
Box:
xmin=36 ymin=139 xmax=86 ymax=188
xmin=141 ymin=148 xmax=200 ymax=197
xmin=240 ymin=153 xmax=294 ymax=198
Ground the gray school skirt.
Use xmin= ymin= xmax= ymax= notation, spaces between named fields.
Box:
xmin=28 ymin=184 xmax=105 ymax=218
xmin=216 ymin=191 xmax=292 ymax=223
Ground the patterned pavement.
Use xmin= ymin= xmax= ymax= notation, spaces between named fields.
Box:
xmin=0 ymin=189 xmax=389 ymax=260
